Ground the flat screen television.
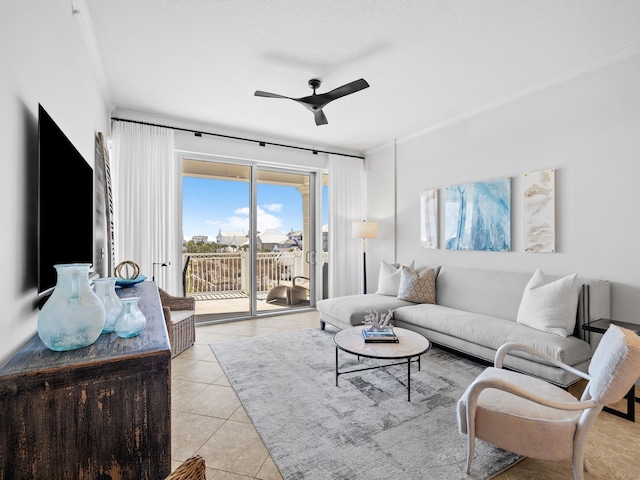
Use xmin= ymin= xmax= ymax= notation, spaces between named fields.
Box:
xmin=38 ymin=104 xmax=94 ymax=294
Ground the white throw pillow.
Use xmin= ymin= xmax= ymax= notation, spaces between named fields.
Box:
xmin=375 ymin=260 xmax=414 ymax=296
xmin=516 ymin=269 xmax=580 ymax=337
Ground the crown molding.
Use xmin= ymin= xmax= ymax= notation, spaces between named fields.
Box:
xmin=365 ymin=42 xmax=640 ymax=156
xmin=72 ymin=0 xmax=111 ymax=104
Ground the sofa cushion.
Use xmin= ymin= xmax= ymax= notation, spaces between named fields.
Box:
xmin=317 ymin=294 xmax=415 ymax=328
xmin=436 ymin=266 xmax=533 ymax=321
xmin=394 ymin=303 xmax=592 ymax=366
xmin=397 ymin=267 xmax=436 ymax=304
xmin=375 ymin=260 xmax=414 ymax=296
xmin=516 ymin=269 xmax=580 ymax=337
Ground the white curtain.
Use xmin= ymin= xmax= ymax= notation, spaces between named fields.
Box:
xmin=111 ymin=121 xmax=181 ymax=294
xmin=328 ymin=154 xmax=364 ymax=297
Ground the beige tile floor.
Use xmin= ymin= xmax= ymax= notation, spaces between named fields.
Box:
xmin=170 ymin=310 xmax=319 ymax=479
xmin=170 ymin=310 xmax=640 ymax=479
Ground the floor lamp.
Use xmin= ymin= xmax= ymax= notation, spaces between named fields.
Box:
xmin=152 ymin=262 xmax=169 ymax=283
xmin=352 ymin=220 xmax=378 ymax=294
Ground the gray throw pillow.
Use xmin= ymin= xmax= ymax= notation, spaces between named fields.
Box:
xmin=397 ymin=267 xmax=436 ymax=304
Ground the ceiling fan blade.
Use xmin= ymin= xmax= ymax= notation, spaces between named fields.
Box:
xmin=254 ymin=90 xmax=291 ymax=99
xmin=322 ymin=78 xmax=370 ymax=101
xmin=255 ymin=78 xmax=366 ymax=126
xmin=314 ymin=109 xmax=328 ymax=126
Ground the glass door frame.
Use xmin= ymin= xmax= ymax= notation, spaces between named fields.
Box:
xmin=252 ymin=164 xmax=318 ymax=315
xmin=181 ymin=152 xmax=323 ymax=322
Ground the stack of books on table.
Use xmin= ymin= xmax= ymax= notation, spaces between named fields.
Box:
xmin=362 ymin=328 xmax=399 ymax=343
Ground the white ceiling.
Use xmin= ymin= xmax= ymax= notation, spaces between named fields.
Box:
xmin=83 ymin=0 xmax=640 ymax=154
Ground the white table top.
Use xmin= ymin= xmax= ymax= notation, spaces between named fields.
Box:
xmin=333 ymin=326 xmax=430 ymax=359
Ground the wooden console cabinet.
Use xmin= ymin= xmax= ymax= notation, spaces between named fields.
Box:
xmin=0 ymin=281 xmax=171 ymax=479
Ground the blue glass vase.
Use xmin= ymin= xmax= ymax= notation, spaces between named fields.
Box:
xmin=93 ymin=277 xmax=122 ymax=333
xmin=37 ymin=263 xmax=105 ymax=351
xmin=115 ymin=297 xmax=146 ymax=338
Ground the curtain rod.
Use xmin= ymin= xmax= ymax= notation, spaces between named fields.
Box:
xmin=111 ymin=117 xmax=365 ymax=160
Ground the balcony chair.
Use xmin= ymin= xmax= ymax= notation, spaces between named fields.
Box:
xmin=266 ymin=276 xmax=310 ymax=305
xmin=159 ymin=288 xmax=196 ymax=358
xmin=164 ymin=455 xmax=205 ymax=480
xmin=457 ymin=324 xmax=640 ymax=480
xmin=288 ymin=275 xmax=310 ymax=305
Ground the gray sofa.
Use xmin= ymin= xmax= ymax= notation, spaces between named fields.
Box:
xmin=317 ymin=266 xmax=610 ymax=387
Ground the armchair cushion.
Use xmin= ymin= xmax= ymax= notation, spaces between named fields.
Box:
xmin=168 ymin=310 xmax=196 ymax=324
xmin=588 ymin=325 xmax=640 ymax=404
xmin=458 ymin=367 xmax=581 ymax=461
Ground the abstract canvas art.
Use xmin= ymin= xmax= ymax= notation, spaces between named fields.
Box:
xmin=523 ymin=169 xmax=556 ymax=253
xmin=445 ymin=177 xmax=511 ymax=251
xmin=420 ymin=189 xmax=438 ymax=249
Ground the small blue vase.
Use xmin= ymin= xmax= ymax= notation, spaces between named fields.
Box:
xmin=37 ymin=263 xmax=105 ymax=351
xmin=93 ymin=277 xmax=122 ymax=333
xmin=115 ymin=297 xmax=146 ymax=338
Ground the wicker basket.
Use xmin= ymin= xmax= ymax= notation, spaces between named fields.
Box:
xmin=164 ymin=455 xmax=206 ymax=480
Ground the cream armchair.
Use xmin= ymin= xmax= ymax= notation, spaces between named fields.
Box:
xmin=458 ymin=324 xmax=640 ymax=480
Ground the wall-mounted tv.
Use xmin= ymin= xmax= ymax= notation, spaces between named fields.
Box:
xmin=38 ymin=104 xmax=94 ymax=294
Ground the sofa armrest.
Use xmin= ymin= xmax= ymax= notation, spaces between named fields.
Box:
xmin=576 ymin=280 xmax=610 ymax=338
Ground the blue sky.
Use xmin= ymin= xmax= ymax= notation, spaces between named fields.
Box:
xmin=182 ymin=176 xmax=328 ymax=241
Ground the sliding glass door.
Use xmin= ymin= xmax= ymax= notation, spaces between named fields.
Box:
xmin=182 ymin=159 xmax=252 ymax=320
xmin=256 ymin=168 xmax=314 ymax=313
xmin=182 ymin=158 xmax=319 ymax=322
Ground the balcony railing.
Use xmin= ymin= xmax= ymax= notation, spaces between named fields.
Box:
xmin=183 ymin=251 xmax=327 ymax=296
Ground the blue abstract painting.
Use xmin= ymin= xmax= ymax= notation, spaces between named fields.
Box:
xmin=445 ymin=177 xmax=511 ymax=251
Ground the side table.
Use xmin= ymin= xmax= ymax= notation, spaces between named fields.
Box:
xmin=583 ymin=318 xmax=640 ymax=422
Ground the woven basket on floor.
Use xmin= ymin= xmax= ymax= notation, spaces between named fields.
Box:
xmin=164 ymin=455 xmax=205 ymax=480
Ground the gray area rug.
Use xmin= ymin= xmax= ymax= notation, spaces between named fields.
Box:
xmin=210 ymin=328 xmax=522 ymax=480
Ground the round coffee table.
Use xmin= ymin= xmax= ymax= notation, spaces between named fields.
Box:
xmin=333 ymin=326 xmax=431 ymax=401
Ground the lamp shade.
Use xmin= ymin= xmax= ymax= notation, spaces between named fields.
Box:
xmin=352 ymin=221 xmax=378 ymax=239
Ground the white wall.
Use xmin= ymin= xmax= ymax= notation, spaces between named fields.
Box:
xmin=0 ymin=1 xmax=109 ymax=364
xmin=365 ymin=52 xmax=640 ymax=324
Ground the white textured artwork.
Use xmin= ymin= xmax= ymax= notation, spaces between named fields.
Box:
xmin=420 ymin=189 xmax=438 ymax=249
xmin=523 ymin=169 xmax=556 ymax=253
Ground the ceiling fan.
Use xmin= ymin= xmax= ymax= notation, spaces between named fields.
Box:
xmin=254 ymin=78 xmax=370 ymax=126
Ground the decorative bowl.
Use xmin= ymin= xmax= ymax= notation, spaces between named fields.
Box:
xmin=115 ymin=274 xmax=146 ymax=287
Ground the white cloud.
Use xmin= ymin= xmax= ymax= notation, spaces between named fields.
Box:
xmin=219 ymin=206 xmax=283 ymax=233
xmin=257 ymin=212 xmax=283 ymax=231
xmin=263 ymin=203 xmax=283 ymax=213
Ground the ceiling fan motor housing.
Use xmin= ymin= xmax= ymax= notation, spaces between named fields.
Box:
xmin=308 ymin=79 xmax=321 ymax=90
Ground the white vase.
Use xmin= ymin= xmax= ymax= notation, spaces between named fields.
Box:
xmin=37 ymin=263 xmax=105 ymax=351
xmin=115 ymin=297 xmax=146 ymax=338
xmin=93 ymin=277 xmax=122 ymax=333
